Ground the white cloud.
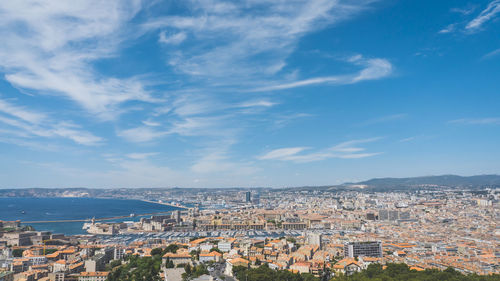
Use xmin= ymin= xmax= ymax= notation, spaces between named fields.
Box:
xmin=191 ymin=152 xmax=244 ymax=174
xmin=145 ymin=0 xmax=377 ymax=81
xmin=451 ymin=6 xmax=476 ymax=16
xmin=0 ymin=98 xmax=46 ymax=124
xmin=258 ymin=147 xmax=310 ymax=160
xmin=51 ymin=125 xmax=103 ymax=146
xmin=258 ymin=138 xmax=382 ymax=163
xmin=251 ymin=56 xmax=392 ymax=92
xmin=360 ymin=114 xmax=407 ymax=125
xmin=351 ymin=57 xmax=393 ymax=82
xmin=438 ymin=23 xmax=456 ymax=34
xmin=449 ymin=118 xmax=500 ymax=125
xmin=126 ymin=152 xmax=158 ymax=160
xmin=237 ymin=100 xmax=277 ymax=108
xmin=0 ymin=0 xmax=153 ymax=119
xmin=466 ymin=0 xmax=500 ymax=31
xmin=482 ymin=48 xmax=500 ymax=60
xmin=142 ymin=120 xmax=162 ymax=127
xmin=399 ymin=136 xmax=419 ymax=143
xmin=159 ymin=31 xmax=187 ymax=45
xmin=118 ymin=126 xmax=168 ymax=143
xmin=0 ymin=98 xmax=102 ymax=146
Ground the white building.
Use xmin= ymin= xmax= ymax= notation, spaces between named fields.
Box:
xmin=217 ymin=241 xmax=233 ymax=253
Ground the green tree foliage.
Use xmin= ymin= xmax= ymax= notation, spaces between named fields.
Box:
xmin=163 ymin=244 xmax=179 ymax=254
xmin=105 ymin=260 xmax=122 ymax=272
xmin=233 ymin=264 xmax=319 ymax=281
xmin=150 ymin=248 xmax=163 ymax=256
xmin=44 ymin=249 xmax=58 ymax=255
xmin=107 ymin=250 xmax=165 ymax=281
xmin=12 ymin=249 xmax=23 ymax=257
xmin=182 ymin=264 xmax=209 ymax=281
xmin=184 ymin=264 xmax=192 ymax=275
xmin=164 ymin=257 xmax=175 ymax=268
xmin=210 ymin=247 xmax=222 ymax=254
xmin=190 ymin=249 xmax=201 ymax=261
xmin=110 ymin=260 xmax=122 ymax=268
xmin=330 ymin=263 xmax=500 ymax=281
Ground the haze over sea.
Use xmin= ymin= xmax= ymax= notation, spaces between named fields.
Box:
xmin=0 ymin=197 xmax=178 ymax=235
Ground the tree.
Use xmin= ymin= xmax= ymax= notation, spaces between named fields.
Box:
xmin=107 ymin=253 xmax=163 ymax=281
xmin=163 ymin=244 xmax=179 ymax=254
xmin=184 ymin=263 xmax=192 ymax=275
xmin=12 ymin=249 xmax=23 ymax=257
xmin=151 ymin=248 xmax=163 ymax=256
xmin=328 ymin=263 xmax=500 ymax=281
xmin=232 ymin=264 xmax=318 ymax=281
xmin=210 ymin=247 xmax=222 ymax=254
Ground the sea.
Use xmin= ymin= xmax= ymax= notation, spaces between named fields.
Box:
xmin=0 ymin=197 xmax=179 ymax=235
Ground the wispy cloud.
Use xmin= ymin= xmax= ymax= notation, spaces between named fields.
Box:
xmin=159 ymin=31 xmax=187 ymax=45
xmin=0 ymin=97 xmax=102 ymax=146
xmin=481 ymin=48 xmax=500 ymax=60
xmin=237 ymin=100 xmax=277 ymax=108
xmin=466 ymin=0 xmax=500 ymax=31
xmin=144 ymin=0 xmax=380 ymax=83
xmin=399 ymin=136 xmax=417 ymax=143
xmin=273 ymin=113 xmax=313 ymax=128
xmin=258 ymin=147 xmax=310 ymax=160
xmin=439 ymin=1 xmax=499 ymax=34
xmin=360 ymin=113 xmax=407 ymax=126
xmin=451 ymin=6 xmax=476 ymax=16
xmin=117 ymin=126 xmax=168 ymax=143
xmin=0 ymin=98 xmax=46 ymax=124
xmin=258 ymin=138 xmax=382 ymax=163
xmin=126 ymin=152 xmax=158 ymax=160
xmin=438 ymin=23 xmax=457 ymax=34
xmin=449 ymin=117 xmax=500 ymax=125
xmin=118 ymin=94 xmax=280 ymax=144
xmin=0 ymin=1 xmax=153 ymax=119
xmin=191 ymin=151 xmax=257 ymax=175
xmin=251 ymin=55 xmax=392 ymax=92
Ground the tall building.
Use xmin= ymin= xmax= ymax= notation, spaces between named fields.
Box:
xmin=245 ymin=191 xmax=251 ymax=203
xmin=172 ymin=210 xmax=182 ymax=223
xmin=366 ymin=213 xmax=376 ymax=220
xmin=344 ymin=241 xmax=382 ymax=258
xmin=399 ymin=211 xmax=411 ymax=220
xmin=388 ymin=210 xmax=399 ymax=221
xmin=252 ymin=192 xmax=260 ymax=205
xmin=378 ymin=210 xmax=389 ymax=220
xmin=378 ymin=210 xmax=401 ymax=221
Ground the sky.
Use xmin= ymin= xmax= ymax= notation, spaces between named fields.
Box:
xmin=0 ymin=0 xmax=499 ymax=188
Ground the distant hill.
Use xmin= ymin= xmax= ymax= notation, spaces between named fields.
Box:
xmin=347 ymin=174 xmax=500 ymax=191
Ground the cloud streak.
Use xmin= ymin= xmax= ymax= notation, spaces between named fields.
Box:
xmin=0 ymin=98 xmax=102 ymax=146
xmin=144 ymin=0 xmax=380 ymax=83
xmin=251 ymin=56 xmax=392 ymax=92
xmin=0 ymin=0 xmax=153 ymax=119
xmin=449 ymin=118 xmax=500 ymax=125
xmin=258 ymin=138 xmax=382 ymax=163
xmin=466 ymin=0 xmax=500 ymax=31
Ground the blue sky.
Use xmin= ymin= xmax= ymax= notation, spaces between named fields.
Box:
xmin=0 ymin=0 xmax=499 ymax=188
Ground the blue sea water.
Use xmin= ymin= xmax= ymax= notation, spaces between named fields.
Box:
xmin=0 ymin=197 xmax=178 ymax=235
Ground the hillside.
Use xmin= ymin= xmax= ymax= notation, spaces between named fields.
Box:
xmin=349 ymin=174 xmax=500 ymax=191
